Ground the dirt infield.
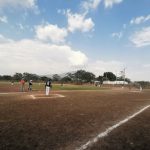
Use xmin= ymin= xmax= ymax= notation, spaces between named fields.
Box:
xmin=87 ymin=108 xmax=150 ymax=150
xmin=0 ymin=90 xmax=150 ymax=150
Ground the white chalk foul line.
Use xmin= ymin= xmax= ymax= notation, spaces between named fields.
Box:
xmin=76 ymin=104 xmax=150 ymax=150
xmin=30 ymin=95 xmax=36 ymax=99
xmin=0 ymin=92 xmax=27 ymax=95
xmin=130 ymin=91 xmax=142 ymax=93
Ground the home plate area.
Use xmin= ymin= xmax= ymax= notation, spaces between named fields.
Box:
xmin=30 ymin=94 xmax=65 ymax=99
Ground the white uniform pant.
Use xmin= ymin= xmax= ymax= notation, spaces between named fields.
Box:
xmin=46 ymin=86 xmax=50 ymax=95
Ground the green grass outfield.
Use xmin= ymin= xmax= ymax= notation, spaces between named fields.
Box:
xmin=0 ymin=81 xmax=109 ymax=91
xmin=28 ymin=83 xmax=109 ymax=91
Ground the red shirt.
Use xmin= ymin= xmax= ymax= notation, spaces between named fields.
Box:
xmin=20 ymin=79 xmax=25 ymax=85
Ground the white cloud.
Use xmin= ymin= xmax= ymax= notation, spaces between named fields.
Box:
xmin=130 ymin=15 xmax=150 ymax=25
xmin=111 ymin=32 xmax=123 ymax=39
xmin=0 ymin=34 xmax=12 ymax=43
xmin=123 ymin=24 xmax=126 ymax=29
xmin=0 ymin=36 xmax=88 ymax=75
xmin=0 ymin=0 xmax=39 ymax=13
xmin=69 ymin=51 xmax=88 ymax=66
xmin=1 ymin=35 xmax=150 ymax=81
xmin=82 ymin=0 xmax=101 ymax=12
xmin=18 ymin=23 xmax=24 ymax=30
xmin=143 ymin=64 xmax=150 ymax=68
xmin=104 ymin=0 xmax=123 ymax=8
xmin=81 ymin=0 xmax=123 ymax=11
xmin=127 ymin=64 xmax=150 ymax=81
xmin=22 ymin=12 xmax=28 ymax=20
xmin=130 ymin=27 xmax=150 ymax=47
xmin=0 ymin=30 xmax=147 ymax=81
xmin=0 ymin=0 xmax=37 ymax=8
xmin=57 ymin=9 xmax=62 ymax=14
xmin=0 ymin=35 xmax=125 ymax=77
xmin=35 ymin=24 xmax=68 ymax=43
xmin=0 ymin=16 xmax=8 ymax=23
xmin=67 ymin=10 xmax=94 ymax=33
xmin=88 ymin=60 xmax=124 ymax=76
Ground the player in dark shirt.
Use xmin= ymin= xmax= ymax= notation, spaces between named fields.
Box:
xmin=45 ymin=79 xmax=52 ymax=95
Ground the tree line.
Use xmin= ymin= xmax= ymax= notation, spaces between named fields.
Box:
xmin=0 ymin=70 xmax=131 ymax=84
xmin=0 ymin=72 xmax=48 ymax=82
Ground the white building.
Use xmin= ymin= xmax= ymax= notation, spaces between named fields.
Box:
xmin=103 ymin=81 xmax=128 ymax=85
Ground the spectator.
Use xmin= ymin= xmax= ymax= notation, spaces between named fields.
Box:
xmin=20 ymin=78 xmax=25 ymax=92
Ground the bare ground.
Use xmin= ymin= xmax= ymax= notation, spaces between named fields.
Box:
xmin=0 ymin=90 xmax=150 ymax=150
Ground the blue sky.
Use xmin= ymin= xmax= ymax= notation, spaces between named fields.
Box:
xmin=0 ymin=0 xmax=150 ymax=81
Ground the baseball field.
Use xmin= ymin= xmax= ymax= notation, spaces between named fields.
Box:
xmin=0 ymin=82 xmax=150 ymax=150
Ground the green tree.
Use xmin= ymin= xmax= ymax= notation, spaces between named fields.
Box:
xmin=23 ymin=72 xmax=39 ymax=81
xmin=74 ymin=70 xmax=95 ymax=83
xmin=40 ymin=76 xmax=49 ymax=82
xmin=2 ymin=75 xmax=12 ymax=81
xmin=125 ymin=78 xmax=131 ymax=83
xmin=13 ymin=73 xmax=23 ymax=81
xmin=52 ymin=74 xmax=61 ymax=81
xmin=103 ymin=72 xmax=116 ymax=81
xmin=83 ymin=71 xmax=95 ymax=82
xmin=66 ymin=72 xmax=75 ymax=81
xmin=96 ymin=75 xmax=103 ymax=84
xmin=61 ymin=76 xmax=72 ymax=83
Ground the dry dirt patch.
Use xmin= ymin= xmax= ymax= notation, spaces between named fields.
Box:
xmin=0 ymin=90 xmax=150 ymax=150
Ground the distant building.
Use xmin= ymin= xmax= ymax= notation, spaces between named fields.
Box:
xmin=103 ymin=81 xmax=128 ymax=85
xmin=94 ymin=81 xmax=101 ymax=86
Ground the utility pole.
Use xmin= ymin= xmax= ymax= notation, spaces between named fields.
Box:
xmin=123 ymin=68 xmax=126 ymax=87
xmin=115 ymin=71 xmax=117 ymax=84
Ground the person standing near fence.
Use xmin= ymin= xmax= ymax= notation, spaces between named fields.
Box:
xmin=140 ymin=85 xmax=143 ymax=92
xmin=45 ymin=79 xmax=52 ymax=95
xmin=28 ymin=80 xmax=33 ymax=91
xmin=20 ymin=78 xmax=25 ymax=92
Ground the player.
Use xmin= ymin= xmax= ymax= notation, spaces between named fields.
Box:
xmin=140 ymin=85 xmax=143 ymax=92
xmin=45 ymin=79 xmax=52 ymax=95
xmin=20 ymin=78 xmax=25 ymax=92
xmin=28 ymin=80 xmax=33 ymax=91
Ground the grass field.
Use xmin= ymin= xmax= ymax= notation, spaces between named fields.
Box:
xmin=0 ymin=81 xmax=109 ymax=92
xmin=0 ymin=82 xmax=150 ymax=150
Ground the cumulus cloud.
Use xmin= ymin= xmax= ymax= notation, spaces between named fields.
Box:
xmin=0 ymin=36 xmax=88 ymax=75
xmin=0 ymin=0 xmax=39 ymax=13
xmin=66 ymin=10 xmax=94 ymax=33
xmin=130 ymin=14 xmax=150 ymax=25
xmin=82 ymin=0 xmax=101 ymax=12
xmin=2 ymin=35 xmax=145 ymax=80
xmin=130 ymin=27 xmax=150 ymax=47
xmin=0 ymin=34 xmax=12 ymax=43
xmin=0 ymin=16 xmax=8 ymax=23
xmin=104 ymin=0 xmax=123 ymax=8
xmin=127 ymin=64 xmax=150 ymax=81
xmin=0 ymin=34 xmax=125 ymax=77
xmin=17 ymin=23 xmax=24 ymax=30
xmin=123 ymin=24 xmax=126 ymax=29
xmin=88 ymin=60 xmax=124 ymax=76
xmin=69 ymin=51 xmax=88 ymax=66
xmin=35 ymin=24 xmax=68 ymax=43
xmin=81 ymin=0 xmax=123 ymax=11
xmin=111 ymin=32 xmax=123 ymax=39
xmin=143 ymin=64 xmax=150 ymax=68
xmin=0 ymin=0 xmax=37 ymax=8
